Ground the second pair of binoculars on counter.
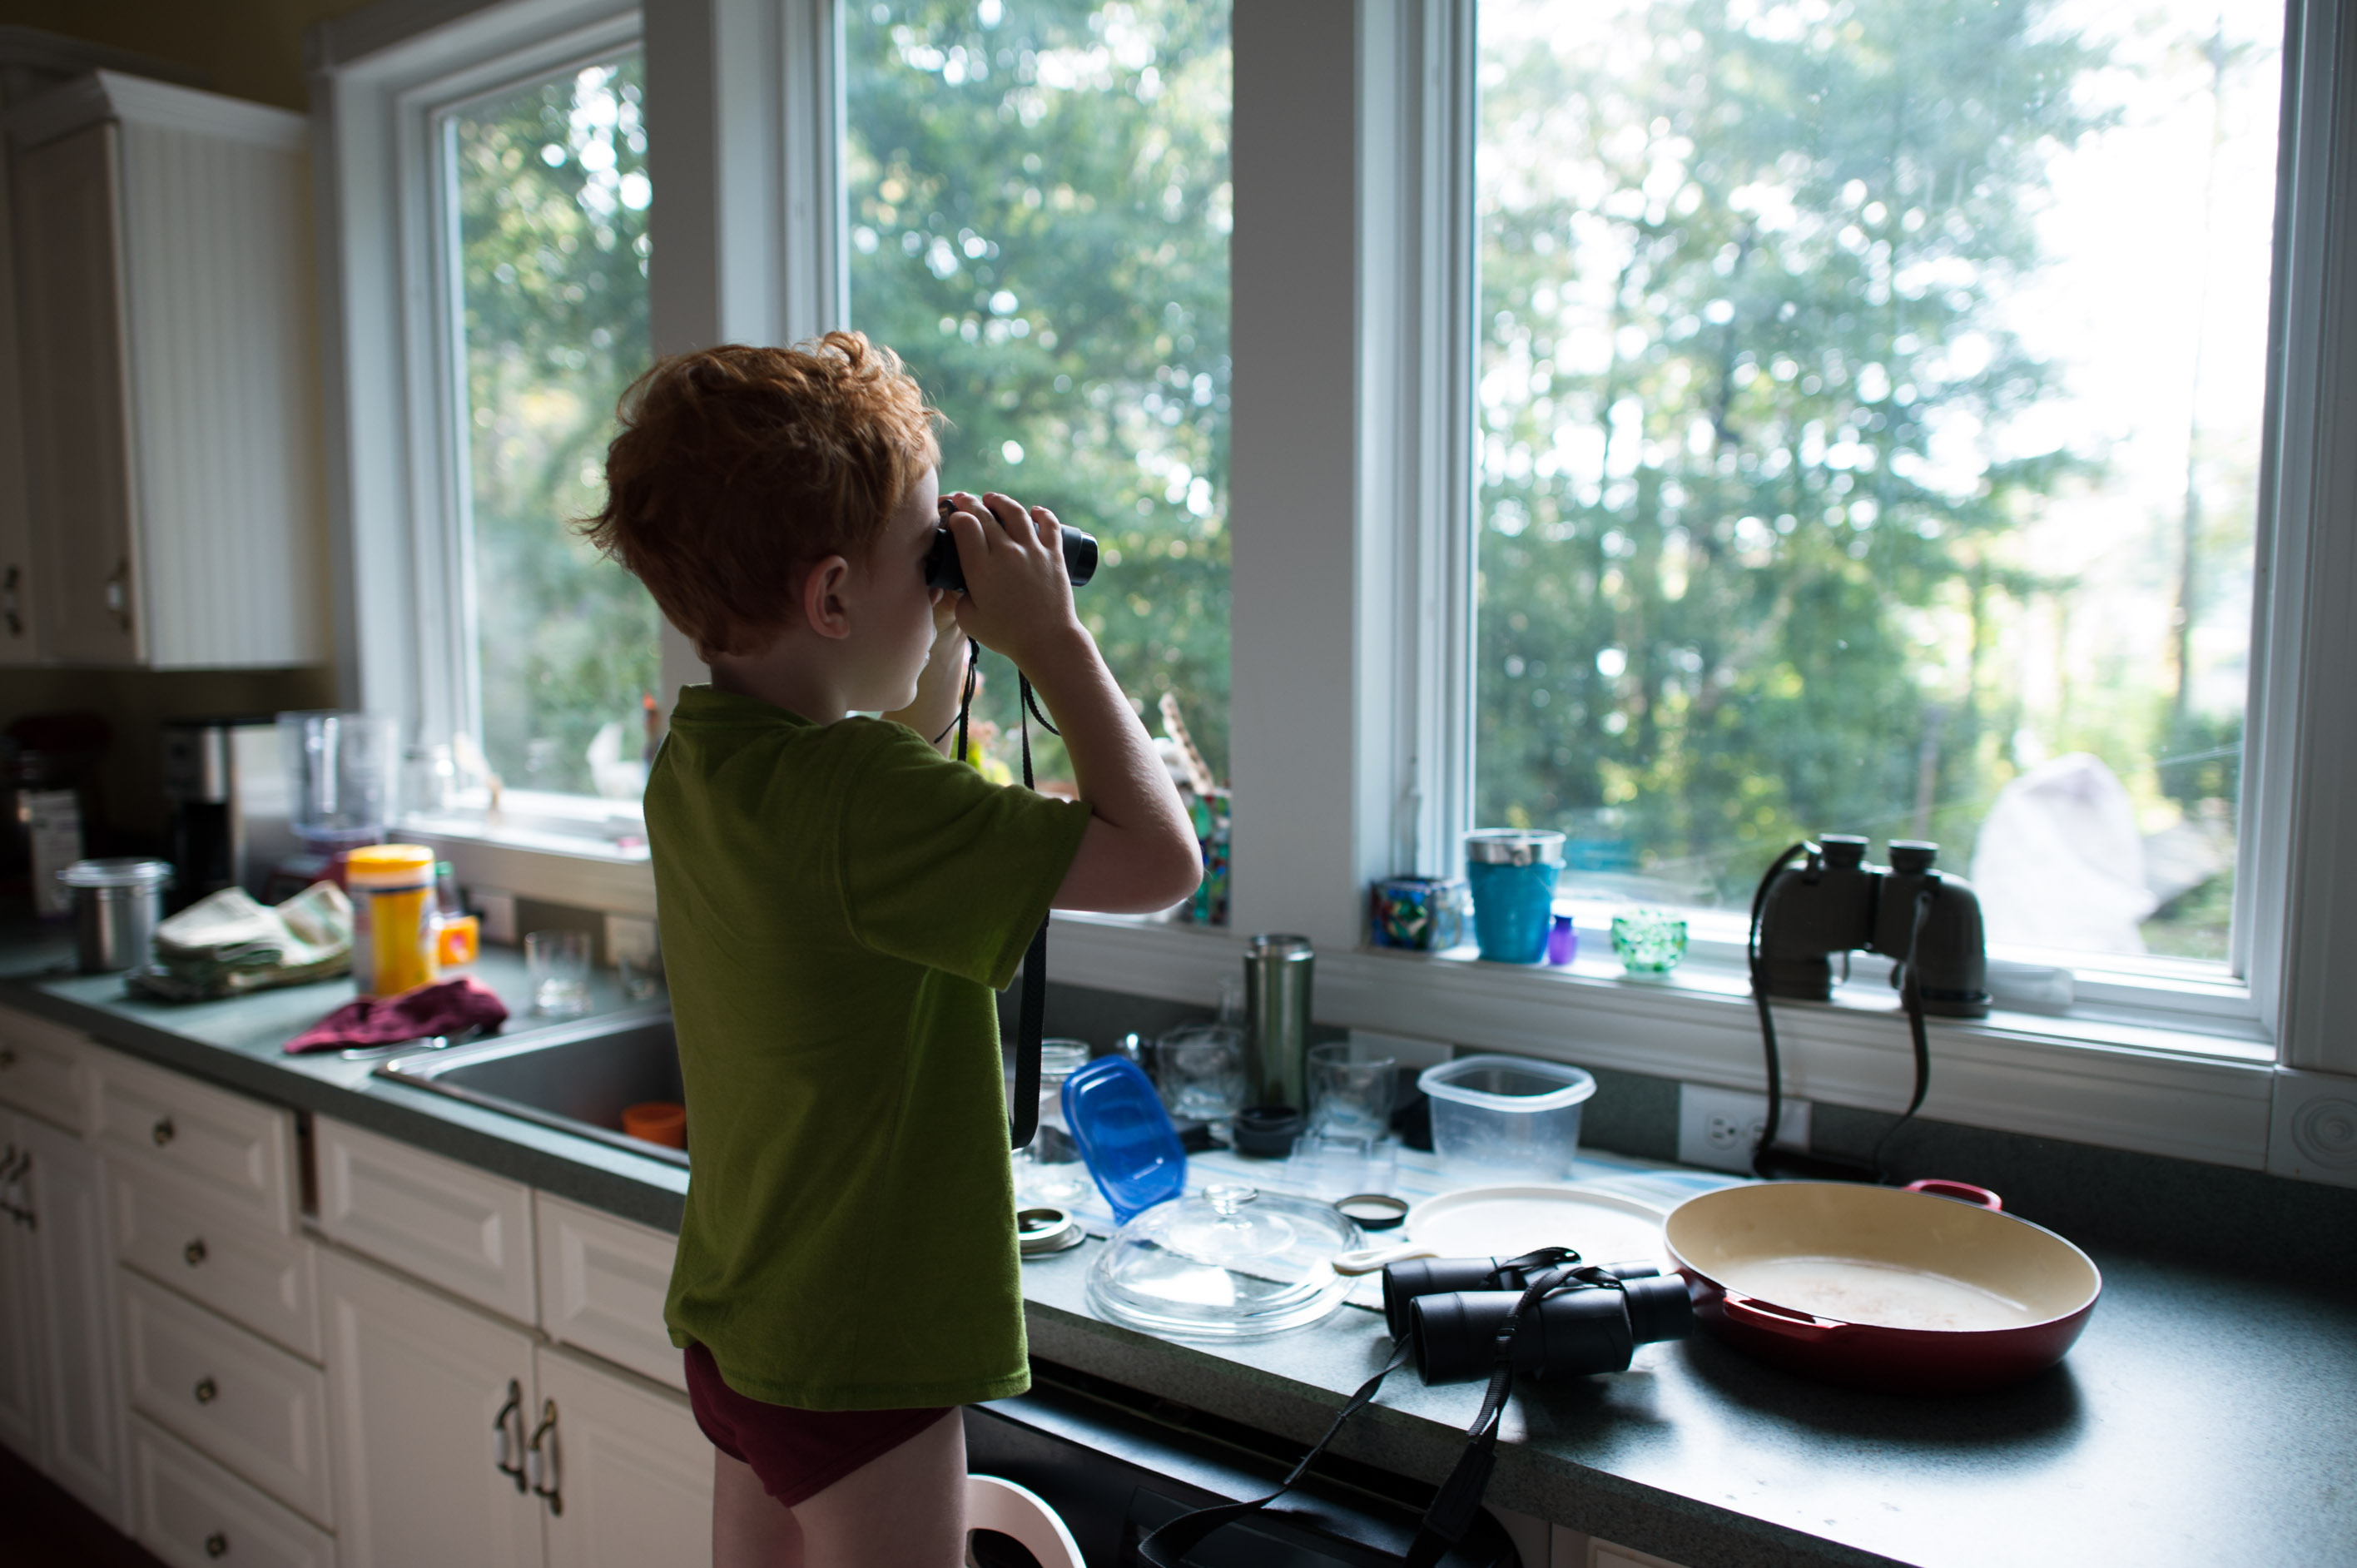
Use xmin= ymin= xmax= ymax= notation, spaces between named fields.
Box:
xmin=1384 ymin=1255 xmax=1697 ymax=1385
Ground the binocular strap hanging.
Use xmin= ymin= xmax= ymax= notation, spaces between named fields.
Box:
xmin=1138 ymin=1250 xmax=1616 ymax=1568
xmin=1746 ymin=843 xmax=1934 ymax=1183
xmin=940 ymin=639 xmax=1057 ymax=1151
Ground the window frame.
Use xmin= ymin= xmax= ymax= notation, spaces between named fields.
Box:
xmin=313 ymin=0 xmax=2357 ymax=1171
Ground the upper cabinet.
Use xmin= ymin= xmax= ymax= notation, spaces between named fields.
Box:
xmin=7 ymin=72 xmax=326 ymax=669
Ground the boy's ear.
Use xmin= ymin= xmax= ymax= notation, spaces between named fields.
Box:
xmin=801 ymin=554 xmax=854 ymax=641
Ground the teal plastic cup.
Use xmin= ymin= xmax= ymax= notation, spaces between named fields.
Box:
xmin=1464 ymin=830 xmax=1566 ymax=963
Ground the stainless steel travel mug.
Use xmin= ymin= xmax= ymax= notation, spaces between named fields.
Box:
xmin=1243 ymin=934 xmax=1315 ymax=1108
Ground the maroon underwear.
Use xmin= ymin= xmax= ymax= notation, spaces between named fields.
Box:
xmin=683 ymin=1342 xmax=952 ymax=1507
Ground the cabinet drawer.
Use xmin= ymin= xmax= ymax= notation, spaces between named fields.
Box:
xmin=90 ymin=1048 xmax=295 ymax=1234
xmin=120 ymin=1269 xmax=335 ymax=1527
xmin=315 ymin=1118 xmax=534 ymax=1323
xmin=0 ymin=1006 xmax=91 ymax=1132
xmin=115 ymin=1166 xmax=320 ymax=1362
xmin=130 ymin=1415 xmax=338 ymax=1568
xmin=534 ymin=1193 xmax=682 ymax=1392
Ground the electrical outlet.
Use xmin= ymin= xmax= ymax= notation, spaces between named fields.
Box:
xmin=1677 ymin=1084 xmax=1810 ymax=1174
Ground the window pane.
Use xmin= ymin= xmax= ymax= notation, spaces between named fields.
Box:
xmin=1473 ymin=0 xmax=2278 ymax=965
xmin=452 ymin=55 xmax=659 ymax=800
xmin=844 ymin=0 xmax=1233 ymax=785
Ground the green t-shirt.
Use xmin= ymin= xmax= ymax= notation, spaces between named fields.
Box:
xmin=648 ymin=685 xmax=1090 ymax=1410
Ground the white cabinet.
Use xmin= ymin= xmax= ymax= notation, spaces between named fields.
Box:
xmin=533 ymin=1193 xmax=682 ymax=1392
xmin=0 ymin=1114 xmax=47 ymax=1462
xmin=315 ymin=1117 xmax=536 ymax=1322
xmin=320 ymin=1247 xmax=543 ymax=1568
xmin=114 ymin=1165 xmax=322 ymax=1362
xmin=90 ymin=1045 xmax=299 ymax=1235
xmin=320 ymin=1247 xmax=707 ymax=1568
xmin=129 ymin=1415 xmax=338 ymax=1568
xmin=0 ymin=1005 xmax=93 ymax=1132
xmin=7 ymin=69 xmax=324 ymax=669
xmin=534 ymin=1344 xmax=709 ymax=1568
xmin=9 ymin=1110 xmax=129 ymax=1528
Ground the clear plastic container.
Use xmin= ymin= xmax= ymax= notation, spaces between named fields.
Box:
xmin=1417 ymin=1054 xmax=1597 ymax=1181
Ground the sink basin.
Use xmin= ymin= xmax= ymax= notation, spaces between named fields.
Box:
xmin=374 ymin=1007 xmax=687 ymax=1165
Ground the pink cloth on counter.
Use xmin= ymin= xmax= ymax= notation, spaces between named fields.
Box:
xmin=284 ymin=976 xmax=510 ymax=1054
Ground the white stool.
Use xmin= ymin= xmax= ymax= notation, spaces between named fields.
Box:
xmin=965 ymin=1473 xmax=1084 ymax=1568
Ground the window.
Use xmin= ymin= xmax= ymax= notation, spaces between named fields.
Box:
xmin=841 ymin=0 xmax=1233 ymax=786
xmin=1471 ymin=0 xmax=2280 ymax=974
xmin=445 ymin=52 xmax=660 ymax=803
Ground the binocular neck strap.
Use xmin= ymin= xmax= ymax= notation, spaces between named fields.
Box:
xmin=939 ymin=640 xmax=1055 ymax=1152
xmin=1136 ymin=1253 xmax=1610 ymax=1568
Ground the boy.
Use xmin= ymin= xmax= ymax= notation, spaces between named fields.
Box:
xmin=583 ymin=333 xmax=1201 ymax=1566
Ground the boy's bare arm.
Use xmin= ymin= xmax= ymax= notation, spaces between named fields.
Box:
xmin=944 ymin=492 xmax=1202 ymax=914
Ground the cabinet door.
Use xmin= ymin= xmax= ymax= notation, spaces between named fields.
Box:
xmin=533 ymin=1193 xmax=682 ymax=1391
xmin=320 ymin=1247 xmax=541 ymax=1568
xmin=17 ymin=1113 xmax=128 ymax=1527
xmin=15 ymin=121 xmax=140 ymax=667
xmin=0 ymin=1005 xmax=90 ymax=1133
xmin=0 ymin=144 xmax=44 ymax=666
xmin=315 ymin=1117 xmax=534 ymax=1322
xmin=0 ymin=1114 xmax=47 ymax=1464
xmin=534 ymin=1345 xmax=712 ymax=1568
xmin=130 ymin=1414 xmax=338 ymax=1568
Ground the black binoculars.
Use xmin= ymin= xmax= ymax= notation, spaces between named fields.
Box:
xmin=1382 ymin=1255 xmax=1695 ymax=1385
xmin=1755 ymin=835 xmax=1989 ymax=1018
xmin=924 ymin=500 xmax=1099 ymax=593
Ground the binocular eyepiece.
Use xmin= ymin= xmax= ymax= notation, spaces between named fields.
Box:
xmin=924 ymin=499 xmax=1099 ymax=593
xmin=1382 ymin=1253 xmax=1695 ymax=1385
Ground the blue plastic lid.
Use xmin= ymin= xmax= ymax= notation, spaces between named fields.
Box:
xmin=1060 ymin=1055 xmax=1188 ymax=1224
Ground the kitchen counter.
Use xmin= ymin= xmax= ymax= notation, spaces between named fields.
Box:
xmin=7 ymin=942 xmax=2352 ymax=1568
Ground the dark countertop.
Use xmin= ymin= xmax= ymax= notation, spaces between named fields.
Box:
xmin=7 ymin=937 xmax=2352 ymax=1568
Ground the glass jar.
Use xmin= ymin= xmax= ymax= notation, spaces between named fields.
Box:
xmin=1017 ymin=1040 xmax=1094 ymax=1205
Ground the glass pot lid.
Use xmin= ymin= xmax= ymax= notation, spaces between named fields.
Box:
xmin=1086 ymin=1183 xmax=1361 ymax=1339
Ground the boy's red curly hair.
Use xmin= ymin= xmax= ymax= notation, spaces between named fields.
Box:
xmin=581 ymin=332 xmax=941 ymax=660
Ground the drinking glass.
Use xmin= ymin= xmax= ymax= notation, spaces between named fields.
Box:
xmin=1149 ymin=1022 xmax=1248 ymax=1129
xmin=526 ymin=930 xmax=593 ymax=1016
xmin=1307 ymin=1040 xmax=1397 ymax=1139
xmin=1017 ymin=1040 xmax=1094 ymax=1205
xmin=1610 ymin=909 xmax=1689 ymax=974
xmin=1285 ymin=1130 xmax=1399 ymax=1200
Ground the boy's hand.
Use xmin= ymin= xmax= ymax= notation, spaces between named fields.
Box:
xmin=942 ymin=491 xmax=1087 ymax=672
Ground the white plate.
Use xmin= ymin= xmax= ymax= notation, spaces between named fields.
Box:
xmin=1332 ymin=1183 xmax=1670 ymax=1274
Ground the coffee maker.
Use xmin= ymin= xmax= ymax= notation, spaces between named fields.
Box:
xmin=161 ymin=718 xmax=298 ymax=908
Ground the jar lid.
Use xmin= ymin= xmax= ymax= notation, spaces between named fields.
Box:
xmin=57 ymin=857 xmax=172 ymax=890
xmin=1464 ymin=829 xmax=1566 ymax=866
xmin=345 ymin=844 xmax=437 ymax=885
xmin=1086 ymin=1183 xmax=1359 ymax=1338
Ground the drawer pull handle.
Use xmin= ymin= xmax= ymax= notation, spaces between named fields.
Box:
xmin=205 ymin=1531 xmax=228 ymax=1559
xmin=491 ymin=1378 xmax=526 ymax=1492
xmin=194 ymin=1377 xmax=218 ymax=1405
xmin=152 ymin=1117 xmax=176 ymax=1149
xmin=185 ymin=1238 xmax=207 ymax=1268
xmin=527 ymin=1398 xmax=561 ymax=1516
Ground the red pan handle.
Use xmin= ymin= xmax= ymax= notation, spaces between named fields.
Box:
xmin=1720 ymin=1291 xmax=1848 ymax=1342
xmin=1903 ymin=1178 xmax=2004 ymax=1211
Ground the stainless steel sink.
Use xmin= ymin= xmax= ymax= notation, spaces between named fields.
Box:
xmin=374 ymin=1007 xmax=687 ymax=1165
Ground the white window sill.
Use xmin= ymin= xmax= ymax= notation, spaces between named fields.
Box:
xmin=1042 ymin=911 xmax=2280 ymax=1171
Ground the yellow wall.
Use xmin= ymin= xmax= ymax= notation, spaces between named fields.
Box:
xmin=0 ymin=0 xmax=366 ymax=110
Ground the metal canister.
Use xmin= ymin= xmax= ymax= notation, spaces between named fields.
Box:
xmin=58 ymin=858 xmax=173 ymax=973
xmin=1243 ymin=934 xmax=1315 ymax=1109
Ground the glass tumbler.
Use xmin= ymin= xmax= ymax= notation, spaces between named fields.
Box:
xmin=1610 ymin=909 xmax=1690 ymax=973
xmin=1150 ymin=1022 xmax=1248 ymax=1129
xmin=525 ymin=929 xmax=593 ymax=1016
xmin=1307 ymin=1040 xmax=1397 ymax=1139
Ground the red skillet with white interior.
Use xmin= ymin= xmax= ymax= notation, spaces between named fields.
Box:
xmin=1664 ymin=1179 xmax=2101 ymax=1394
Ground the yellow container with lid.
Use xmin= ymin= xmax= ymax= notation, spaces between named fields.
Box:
xmin=347 ymin=844 xmax=440 ymax=998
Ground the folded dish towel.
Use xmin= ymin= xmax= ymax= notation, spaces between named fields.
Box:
xmin=285 ymin=975 xmax=511 ymax=1054
xmin=127 ymin=882 xmax=354 ymax=1001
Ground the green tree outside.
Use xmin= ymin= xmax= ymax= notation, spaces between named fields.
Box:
xmin=454 ymin=55 xmax=660 ymax=799
xmin=1474 ymin=0 xmax=2258 ymax=957
xmin=843 ymin=0 xmax=1233 ymax=785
